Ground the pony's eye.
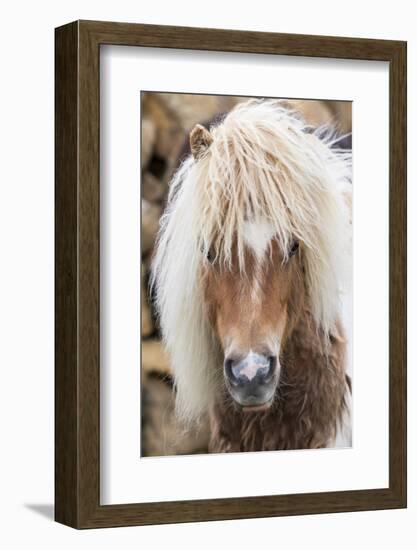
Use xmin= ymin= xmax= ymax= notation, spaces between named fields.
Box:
xmin=201 ymin=245 xmax=215 ymax=264
xmin=206 ymin=249 xmax=215 ymax=263
xmin=288 ymin=240 xmax=299 ymax=258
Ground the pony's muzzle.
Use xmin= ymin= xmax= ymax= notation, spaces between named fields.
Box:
xmin=224 ymin=352 xmax=278 ymax=409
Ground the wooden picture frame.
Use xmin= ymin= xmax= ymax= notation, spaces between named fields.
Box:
xmin=55 ymin=20 xmax=407 ymax=529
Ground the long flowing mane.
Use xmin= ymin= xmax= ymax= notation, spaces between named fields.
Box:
xmin=151 ymin=99 xmax=351 ymax=423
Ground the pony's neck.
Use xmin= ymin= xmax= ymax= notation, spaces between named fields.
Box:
xmin=209 ymin=310 xmax=348 ymax=452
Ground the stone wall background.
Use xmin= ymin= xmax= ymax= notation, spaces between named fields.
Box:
xmin=140 ymin=93 xmax=352 ymax=457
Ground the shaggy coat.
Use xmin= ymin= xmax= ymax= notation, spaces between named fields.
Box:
xmin=152 ymin=99 xmax=352 ymax=452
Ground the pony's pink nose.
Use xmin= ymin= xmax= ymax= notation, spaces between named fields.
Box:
xmin=224 ymin=352 xmax=278 ymax=408
xmin=225 ymin=352 xmax=276 ymax=386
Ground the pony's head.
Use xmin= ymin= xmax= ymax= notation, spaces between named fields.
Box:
xmin=152 ymin=99 xmax=351 ymax=422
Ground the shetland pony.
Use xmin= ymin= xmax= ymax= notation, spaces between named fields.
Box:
xmin=152 ymin=99 xmax=352 ymax=452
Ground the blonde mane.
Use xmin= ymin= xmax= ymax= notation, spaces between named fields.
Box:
xmin=151 ymin=99 xmax=351 ymax=423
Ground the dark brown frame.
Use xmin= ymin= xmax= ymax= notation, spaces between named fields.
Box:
xmin=55 ymin=20 xmax=407 ymax=529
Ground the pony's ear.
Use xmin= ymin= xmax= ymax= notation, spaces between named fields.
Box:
xmin=190 ymin=124 xmax=213 ymax=159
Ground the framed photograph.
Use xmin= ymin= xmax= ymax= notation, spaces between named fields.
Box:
xmin=55 ymin=20 xmax=406 ymax=528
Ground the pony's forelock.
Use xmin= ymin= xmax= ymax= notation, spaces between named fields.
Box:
xmin=151 ymin=99 xmax=351 ymax=423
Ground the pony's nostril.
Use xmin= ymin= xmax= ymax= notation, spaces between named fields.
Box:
xmin=224 ymin=357 xmax=250 ymax=386
xmin=224 ymin=358 xmax=237 ymax=383
xmin=265 ymin=356 xmax=277 ymax=380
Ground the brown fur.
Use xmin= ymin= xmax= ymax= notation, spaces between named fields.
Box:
xmin=209 ymin=314 xmax=348 ymax=452
xmin=202 ymin=241 xmax=304 ymax=354
xmin=201 ymin=242 xmax=349 ymax=452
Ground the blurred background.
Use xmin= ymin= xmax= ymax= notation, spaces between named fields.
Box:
xmin=140 ymin=92 xmax=352 ymax=457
